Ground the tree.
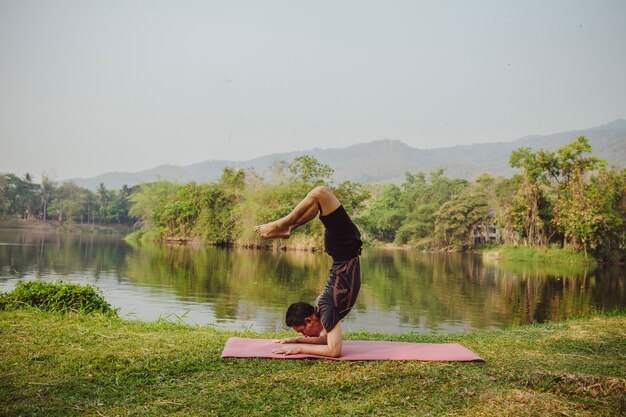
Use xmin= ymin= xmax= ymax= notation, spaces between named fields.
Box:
xmin=434 ymin=190 xmax=489 ymax=249
xmin=269 ymin=160 xmax=290 ymax=183
xmin=395 ymin=170 xmax=467 ymax=244
xmin=552 ymin=169 xmax=618 ymax=257
xmin=40 ymin=174 xmax=56 ymax=222
xmin=219 ymin=167 xmax=246 ymax=191
xmin=356 ymin=170 xmax=466 ymax=244
xmin=507 ymin=147 xmax=553 ymax=246
xmin=129 ymin=181 xmax=181 ymax=227
xmin=0 ymin=173 xmax=40 ymax=219
xmin=332 ymin=181 xmax=370 ymax=216
xmin=21 ymin=173 xmax=39 ymax=219
xmin=49 ymin=182 xmax=84 ymax=222
xmin=96 ymin=183 xmax=110 ymax=222
xmin=355 ymin=184 xmax=403 ymax=241
xmin=553 ymin=136 xmax=604 ymax=186
xmin=502 ymin=136 xmax=624 ymax=257
xmin=147 ymin=168 xmax=248 ymax=244
xmin=544 ymin=137 xmax=604 ymax=254
xmin=288 ymin=155 xmax=334 ymax=186
xmin=83 ymin=190 xmax=97 ymax=224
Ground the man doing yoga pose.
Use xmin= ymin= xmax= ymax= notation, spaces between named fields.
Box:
xmin=254 ymin=186 xmax=362 ymax=358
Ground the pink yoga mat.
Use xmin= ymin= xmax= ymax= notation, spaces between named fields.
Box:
xmin=221 ymin=337 xmax=484 ymax=362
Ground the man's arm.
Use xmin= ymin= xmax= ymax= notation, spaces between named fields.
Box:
xmin=272 ymin=323 xmax=342 ymax=358
xmin=273 ymin=334 xmax=327 ymax=345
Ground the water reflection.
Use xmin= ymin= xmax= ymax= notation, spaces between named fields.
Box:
xmin=0 ymin=229 xmax=624 ymax=333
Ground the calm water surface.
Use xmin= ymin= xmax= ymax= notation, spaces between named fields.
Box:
xmin=0 ymin=229 xmax=624 ymax=333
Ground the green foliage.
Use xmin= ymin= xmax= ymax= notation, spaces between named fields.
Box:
xmin=140 ymin=159 xmax=368 ymax=247
xmin=153 ymin=183 xmax=204 ymax=237
xmin=150 ymin=168 xmax=246 ymax=244
xmin=505 ymin=148 xmax=555 ymax=245
xmin=0 ymin=173 xmax=137 ymax=225
xmin=92 ymin=183 xmax=135 ymax=224
xmin=48 ymin=181 xmax=87 ymax=222
xmin=288 ymin=155 xmax=334 ymax=186
xmin=195 ymin=185 xmax=241 ymax=244
xmin=251 ymin=157 xmax=334 ymax=244
xmin=39 ymin=174 xmax=55 ymax=222
xmin=548 ymin=139 xmax=610 ymax=256
xmin=434 ymin=190 xmax=489 ymax=249
xmin=219 ymin=166 xmax=246 ymax=191
xmin=332 ymin=180 xmax=370 ymax=215
xmin=353 ymin=135 xmax=625 ymax=258
xmin=0 ymin=173 xmax=40 ymax=218
xmin=358 ymin=170 xmax=468 ymax=244
xmin=236 ymin=179 xmax=321 ymax=246
xmin=553 ymin=167 xmax=625 ymax=258
xmin=355 ymin=184 xmax=403 ymax=241
xmin=553 ymin=136 xmax=605 ymax=184
xmin=129 ymin=181 xmax=182 ymax=225
xmin=500 ymin=136 xmax=625 ymax=260
xmin=0 ymin=281 xmax=117 ymax=315
xmin=396 ymin=170 xmax=468 ymax=244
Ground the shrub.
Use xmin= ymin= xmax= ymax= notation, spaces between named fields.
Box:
xmin=0 ymin=281 xmax=118 ymax=316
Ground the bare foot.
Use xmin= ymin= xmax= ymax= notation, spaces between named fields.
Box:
xmin=254 ymin=221 xmax=291 ymax=239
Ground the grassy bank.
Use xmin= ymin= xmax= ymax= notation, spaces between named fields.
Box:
xmin=125 ymin=228 xmax=325 ymax=252
xmin=1 ymin=310 xmax=624 ymax=416
xmin=0 ymin=214 xmax=19 ymax=228
xmin=480 ymin=244 xmax=598 ymax=267
xmin=2 ymin=219 xmax=132 ymax=236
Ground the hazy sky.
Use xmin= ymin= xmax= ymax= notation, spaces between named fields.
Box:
xmin=1 ymin=0 xmax=625 ymax=180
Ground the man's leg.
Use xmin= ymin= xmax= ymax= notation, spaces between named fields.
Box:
xmin=254 ymin=186 xmax=340 ymax=239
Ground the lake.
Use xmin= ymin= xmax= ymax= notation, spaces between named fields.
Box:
xmin=0 ymin=229 xmax=624 ymax=333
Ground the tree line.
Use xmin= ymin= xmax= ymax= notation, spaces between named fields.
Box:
xmin=0 ymin=174 xmax=134 ymax=225
xmin=127 ymin=156 xmax=369 ymax=250
xmin=358 ymin=137 xmax=625 ymax=260
xmin=2 ymin=137 xmax=624 ymax=260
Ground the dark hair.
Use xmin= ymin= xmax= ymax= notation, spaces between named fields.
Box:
xmin=285 ymin=301 xmax=314 ymax=327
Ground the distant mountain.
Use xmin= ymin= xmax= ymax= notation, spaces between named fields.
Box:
xmin=72 ymin=119 xmax=626 ymax=189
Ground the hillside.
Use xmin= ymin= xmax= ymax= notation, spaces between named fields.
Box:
xmin=72 ymin=119 xmax=626 ymax=189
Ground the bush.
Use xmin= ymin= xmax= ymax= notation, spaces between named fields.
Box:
xmin=0 ymin=281 xmax=118 ymax=316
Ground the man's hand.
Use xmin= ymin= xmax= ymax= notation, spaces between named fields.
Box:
xmin=272 ymin=337 xmax=301 ymax=344
xmin=272 ymin=345 xmax=301 ymax=355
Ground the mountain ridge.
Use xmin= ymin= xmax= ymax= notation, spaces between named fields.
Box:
xmin=71 ymin=119 xmax=626 ymax=189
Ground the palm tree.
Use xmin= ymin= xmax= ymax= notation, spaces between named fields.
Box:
xmin=40 ymin=174 xmax=56 ymax=222
xmin=97 ymin=183 xmax=109 ymax=223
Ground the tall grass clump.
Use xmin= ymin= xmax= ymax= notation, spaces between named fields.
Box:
xmin=0 ymin=281 xmax=117 ymax=316
xmin=482 ymin=244 xmax=597 ymax=266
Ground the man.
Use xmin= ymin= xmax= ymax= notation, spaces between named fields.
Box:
xmin=254 ymin=186 xmax=362 ymax=358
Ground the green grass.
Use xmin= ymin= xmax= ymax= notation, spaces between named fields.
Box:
xmin=480 ymin=244 xmax=597 ymax=267
xmin=124 ymin=229 xmax=163 ymax=244
xmin=1 ymin=309 xmax=624 ymax=416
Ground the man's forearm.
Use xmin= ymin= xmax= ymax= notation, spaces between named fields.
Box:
xmin=296 ymin=335 xmax=327 ymax=345
xmin=295 ymin=343 xmax=341 ymax=358
xmin=273 ymin=324 xmax=342 ymax=357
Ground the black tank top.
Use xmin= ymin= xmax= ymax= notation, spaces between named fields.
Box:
xmin=319 ymin=205 xmax=362 ymax=261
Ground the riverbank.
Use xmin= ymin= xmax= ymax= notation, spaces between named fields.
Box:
xmin=480 ymin=244 xmax=599 ymax=267
xmin=1 ymin=310 xmax=624 ymax=416
xmin=1 ymin=219 xmax=133 ymax=236
xmin=126 ymin=230 xmax=608 ymax=266
xmin=125 ymin=228 xmax=326 ymax=252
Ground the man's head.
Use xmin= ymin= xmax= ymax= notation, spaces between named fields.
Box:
xmin=286 ymin=301 xmax=323 ymax=337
